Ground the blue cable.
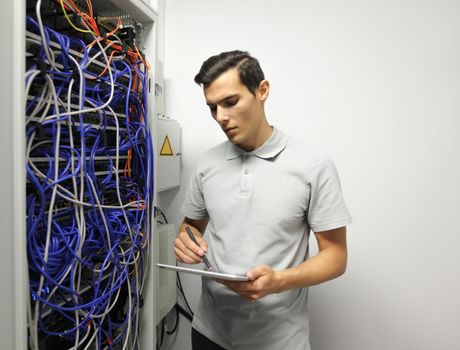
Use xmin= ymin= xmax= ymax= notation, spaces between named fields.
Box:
xmin=26 ymin=16 xmax=153 ymax=346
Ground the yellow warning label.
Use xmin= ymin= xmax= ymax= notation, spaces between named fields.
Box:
xmin=160 ymin=135 xmax=173 ymax=156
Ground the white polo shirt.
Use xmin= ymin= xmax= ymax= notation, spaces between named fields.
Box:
xmin=181 ymin=127 xmax=352 ymax=349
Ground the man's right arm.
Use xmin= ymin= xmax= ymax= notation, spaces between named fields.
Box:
xmin=174 ymin=217 xmax=209 ymax=264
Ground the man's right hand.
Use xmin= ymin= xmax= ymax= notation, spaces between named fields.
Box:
xmin=174 ymin=218 xmax=209 ymax=264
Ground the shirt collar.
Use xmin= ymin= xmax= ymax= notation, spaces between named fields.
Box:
xmin=225 ymin=127 xmax=288 ymax=160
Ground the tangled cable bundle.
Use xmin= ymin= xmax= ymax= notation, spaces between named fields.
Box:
xmin=25 ymin=1 xmax=154 ymax=348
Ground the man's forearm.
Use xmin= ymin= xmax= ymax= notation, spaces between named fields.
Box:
xmin=274 ymin=245 xmax=347 ymax=292
xmin=274 ymin=227 xmax=348 ymax=292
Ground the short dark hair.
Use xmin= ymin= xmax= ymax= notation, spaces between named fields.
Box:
xmin=194 ymin=50 xmax=265 ymax=95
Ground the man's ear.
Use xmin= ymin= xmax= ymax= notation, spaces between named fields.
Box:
xmin=257 ymin=80 xmax=270 ymax=101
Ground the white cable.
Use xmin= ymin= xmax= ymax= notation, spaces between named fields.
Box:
xmin=31 ymin=73 xmax=62 ymax=350
xmin=81 ymin=320 xmax=98 ymax=350
xmin=42 ymin=18 xmax=117 ymax=121
xmin=66 ymin=318 xmax=92 ymax=350
xmin=122 ymin=264 xmax=132 ymax=350
xmin=132 ymin=256 xmax=141 ymax=348
xmin=35 ymin=0 xmax=58 ymax=72
xmin=108 ymin=104 xmax=133 ymax=239
xmin=87 ymin=274 xmax=122 ymax=319
xmin=25 ymin=69 xmax=53 ymax=125
xmin=28 ymin=5 xmax=151 ymax=348
xmin=84 ymin=39 xmax=118 ymax=69
xmin=27 ymin=151 xmax=145 ymax=210
xmin=86 ymin=175 xmax=112 ymax=250
xmin=64 ymin=77 xmax=81 ymax=350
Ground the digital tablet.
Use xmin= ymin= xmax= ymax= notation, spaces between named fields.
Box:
xmin=156 ymin=263 xmax=249 ymax=282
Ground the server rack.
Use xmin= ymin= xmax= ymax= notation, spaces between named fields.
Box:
xmin=0 ymin=0 xmax=162 ymax=348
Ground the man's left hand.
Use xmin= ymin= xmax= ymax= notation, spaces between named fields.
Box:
xmin=217 ymin=265 xmax=280 ymax=301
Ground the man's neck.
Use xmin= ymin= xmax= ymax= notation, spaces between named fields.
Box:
xmin=239 ymin=122 xmax=273 ymax=152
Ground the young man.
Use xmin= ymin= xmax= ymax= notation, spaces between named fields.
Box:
xmin=174 ymin=50 xmax=352 ymax=350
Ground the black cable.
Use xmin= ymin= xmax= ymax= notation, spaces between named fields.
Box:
xmin=176 ymin=272 xmax=194 ymax=316
xmin=160 ymin=210 xmax=168 ymax=224
xmin=166 ymin=306 xmax=180 ymax=335
xmin=156 ymin=320 xmax=163 ymax=350
xmin=155 ymin=206 xmax=169 ymax=224
xmin=156 ymin=305 xmax=181 ymax=349
xmin=175 ymin=303 xmax=193 ymax=323
xmin=160 ymin=318 xmax=166 ymax=348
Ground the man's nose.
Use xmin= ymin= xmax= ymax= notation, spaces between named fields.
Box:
xmin=215 ymin=106 xmax=228 ymax=124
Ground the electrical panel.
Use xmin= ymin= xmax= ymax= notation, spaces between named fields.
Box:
xmin=157 ymin=117 xmax=181 ymax=192
xmin=154 ymin=223 xmax=177 ymax=323
xmin=24 ymin=0 xmax=158 ymax=348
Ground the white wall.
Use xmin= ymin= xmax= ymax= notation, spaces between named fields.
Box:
xmin=161 ymin=1 xmax=460 ymax=349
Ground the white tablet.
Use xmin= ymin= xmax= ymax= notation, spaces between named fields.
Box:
xmin=156 ymin=263 xmax=249 ymax=282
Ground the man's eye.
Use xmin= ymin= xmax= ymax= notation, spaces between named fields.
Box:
xmin=209 ymin=106 xmax=217 ymax=113
xmin=224 ymin=99 xmax=238 ymax=107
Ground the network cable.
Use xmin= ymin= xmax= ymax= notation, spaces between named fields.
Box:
xmin=26 ymin=1 xmax=153 ymax=348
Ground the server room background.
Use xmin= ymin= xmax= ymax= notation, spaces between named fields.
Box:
xmin=0 ymin=0 xmax=459 ymax=350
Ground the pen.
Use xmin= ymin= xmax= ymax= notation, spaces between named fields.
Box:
xmin=185 ymin=226 xmax=212 ymax=270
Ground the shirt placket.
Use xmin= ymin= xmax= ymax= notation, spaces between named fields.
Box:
xmin=239 ymin=154 xmax=253 ymax=197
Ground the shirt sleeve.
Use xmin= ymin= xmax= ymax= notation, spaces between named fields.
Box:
xmin=181 ymin=164 xmax=209 ymax=220
xmin=307 ymin=152 xmax=352 ymax=232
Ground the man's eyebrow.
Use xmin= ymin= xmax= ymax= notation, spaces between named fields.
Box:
xmin=206 ymin=94 xmax=239 ymax=107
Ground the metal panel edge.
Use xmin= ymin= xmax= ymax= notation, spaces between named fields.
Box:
xmin=14 ymin=0 xmax=27 ymax=349
xmin=108 ymin=0 xmax=158 ymax=23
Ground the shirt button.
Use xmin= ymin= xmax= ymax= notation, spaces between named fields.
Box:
xmin=244 ymin=169 xmax=249 ymax=174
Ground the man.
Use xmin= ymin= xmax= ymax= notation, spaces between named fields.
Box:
xmin=174 ymin=50 xmax=352 ymax=350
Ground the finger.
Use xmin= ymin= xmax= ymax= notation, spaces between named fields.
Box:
xmin=223 ymin=281 xmax=255 ymax=294
xmin=243 ymin=293 xmax=260 ymax=302
xmin=179 ymin=231 xmax=206 ymax=256
xmin=195 ymin=236 xmax=208 ymax=252
xmin=174 ymin=237 xmax=202 ymax=263
xmin=246 ymin=265 xmax=270 ymax=280
xmin=184 ymin=228 xmax=209 ymax=253
xmin=174 ymin=246 xmax=202 ymax=264
xmin=227 ymin=286 xmax=260 ymax=302
xmin=174 ymin=235 xmax=197 ymax=256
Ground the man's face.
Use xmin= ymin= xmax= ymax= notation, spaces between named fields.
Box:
xmin=204 ymin=68 xmax=269 ymax=151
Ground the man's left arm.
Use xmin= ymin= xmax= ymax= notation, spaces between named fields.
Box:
xmin=221 ymin=226 xmax=347 ymax=301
